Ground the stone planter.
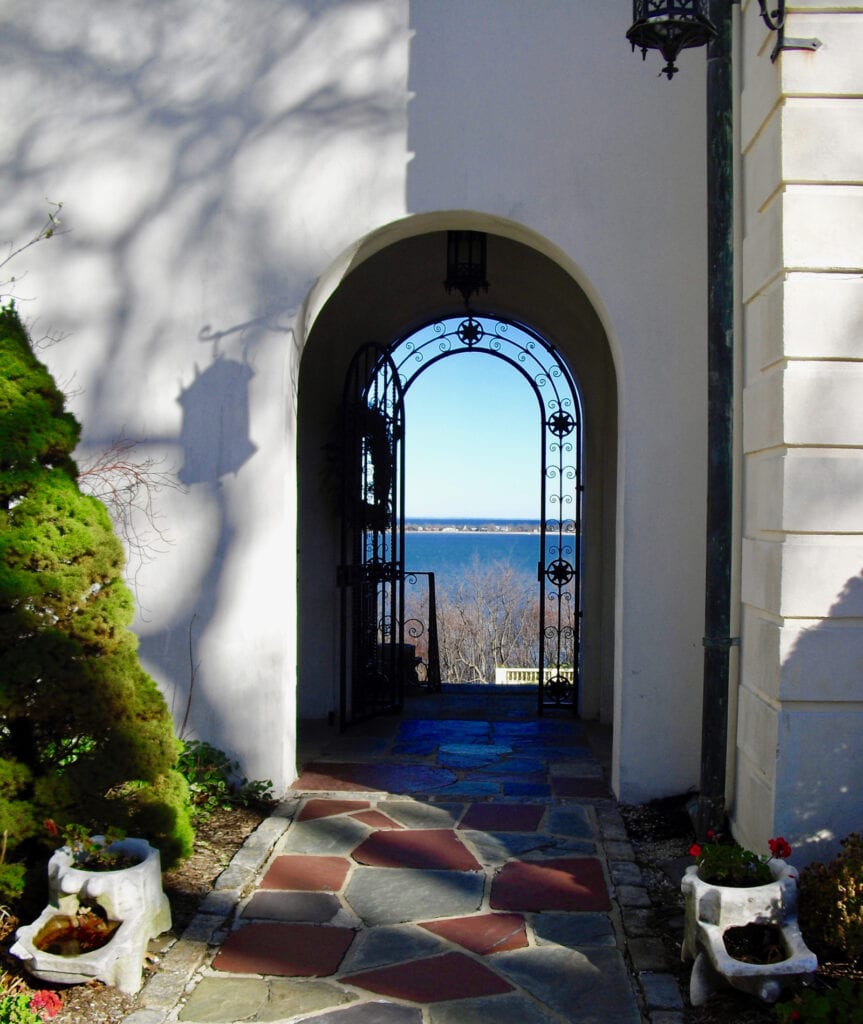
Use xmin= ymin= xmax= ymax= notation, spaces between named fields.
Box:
xmin=681 ymin=859 xmax=817 ymax=1005
xmin=11 ymin=837 xmax=171 ymax=994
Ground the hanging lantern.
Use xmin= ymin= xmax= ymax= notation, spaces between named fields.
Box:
xmin=444 ymin=231 xmax=488 ymax=306
xmin=627 ymin=0 xmax=717 ymax=79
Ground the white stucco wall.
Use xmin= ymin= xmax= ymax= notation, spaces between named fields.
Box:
xmin=1 ymin=1 xmax=711 ymax=802
xmin=735 ymin=0 xmax=863 ymax=864
xmin=0 ymin=0 xmax=413 ymax=792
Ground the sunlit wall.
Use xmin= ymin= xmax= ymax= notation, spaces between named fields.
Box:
xmin=1 ymin=1 xmax=710 ymax=801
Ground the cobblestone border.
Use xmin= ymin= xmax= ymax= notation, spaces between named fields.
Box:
xmin=608 ymin=804 xmax=688 ymax=1024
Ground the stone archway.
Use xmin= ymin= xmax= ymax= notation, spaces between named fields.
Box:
xmin=296 ymin=217 xmax=618 ymax=735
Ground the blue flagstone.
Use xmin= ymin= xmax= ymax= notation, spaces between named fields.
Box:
xmin=546 ymin=806 xmax=595 ymax=839
xmin=397 ymin=720 xmax=490 ymax=740
xmin=490 ymin=947 xmax=641 ymax=1024
xmin=462 ymin=831 xmax=595 ymax=864
xmin=339 ymin=925 xmax=448 ymax=973
xmin=436 ymin=744 xmax=513 ymax=769
xmin=501 ymin=782 xmax=551 ymax=798
xmin=177 ymin=978 xmax=268 ymax=1022
xmin=531 ymin=912 xmax=616 ymax=947
xmin=492 ymin=721 xmax=583 ymax=738
xmin=344 ymin=868 xmax=484 ymax=926
xmin=428 ymin=992 xmax=563 ymax=1024
xmin=266 ymin=980 xmax=358 ymax=1019
xmin=297 ymin=1003 xmax=423 ymax=1024
xmin=377 ymin=801 xmax=465 ymax=828
xmin=240 ymin=891 xmax=343 ymax=924
xmin=281 ymin=816 xmax=369 ymax=856
xmin=428 ymin=780 xmax=500 ymax=797
xmin=392 ymin=739 xmax=439 ymax=756
xmin=512 ymin=743 xmax=593 ymax=759
xmin=440 ymin=743 xmax=512 ymax=756
xmin=475 ymin=757 xmax=546 ymax=774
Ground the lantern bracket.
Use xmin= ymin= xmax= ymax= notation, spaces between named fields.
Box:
xmin=756 ymin=1 xmax=821 ymax=62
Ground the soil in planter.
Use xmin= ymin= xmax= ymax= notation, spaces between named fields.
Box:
xmin=71 ymin=850 xmax=141 ymax=871
xmin=724 ymin=923 xmax=788 ymax=965
xmin=34 ymin=905 xmax=120 ymax=956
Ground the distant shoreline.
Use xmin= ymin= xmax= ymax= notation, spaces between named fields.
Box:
xmin=405 ymin=519 xmax=541 ymax=535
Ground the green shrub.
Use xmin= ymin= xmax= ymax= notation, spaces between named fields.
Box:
xmin=178 ymin=740 xmax=273 ymax=817
xmin=775 ymin=979 xmax=863 ymax=1023
xmin=798 ymin=832 xmax=863 ymax=964
xmin=0 ymin=305 xmax=194 ymax=885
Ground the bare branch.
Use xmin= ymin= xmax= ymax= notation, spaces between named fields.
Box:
xmin=77 ymin=435 xmax=186 ymax=598
xmin=0 ymin=201 xmax=67 ymax=302
xmin=425 ymin=559 xmax=541 ymax=683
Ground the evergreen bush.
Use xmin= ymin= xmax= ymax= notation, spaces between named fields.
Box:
xmin=0 ymin=305 xmax=193 ymax=895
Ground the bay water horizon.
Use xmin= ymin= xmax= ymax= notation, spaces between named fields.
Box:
xmin=404 ymin=518 xmax=541 ymax=595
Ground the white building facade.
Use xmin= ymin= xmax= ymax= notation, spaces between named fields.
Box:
xmin=0 ymin=0 xmax=859 ymax=866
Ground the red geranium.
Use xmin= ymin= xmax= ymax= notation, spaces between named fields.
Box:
xmin=689 ymin=843 xmax=702 ymax=858
xmin=30 ymin=991 xmax=62 ymax=1018
xmin=768 ymin=836 xmax=792 ymax=860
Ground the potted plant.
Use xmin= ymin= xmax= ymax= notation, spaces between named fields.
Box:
xmin=681 ymin=831 xmax=817 ymax=1005
xmin=10 ymin=821 xmax=171 ymax=994
xmin=689 ymin=832 xmax=792 ymax=887
xmin=48 ymin=821 xmax=139 ymax=872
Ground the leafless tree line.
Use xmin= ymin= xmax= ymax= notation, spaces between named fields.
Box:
xmin=404 ymin=557 xmax=575 ymax=684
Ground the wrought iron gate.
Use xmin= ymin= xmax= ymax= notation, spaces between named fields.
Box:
xmin=337 ymin=344 xmax=405 ymax=727
xmin=390 ymin=316 xmax=583 ymax=714
xmin=339 ymin=316 xmax=582 ymax=722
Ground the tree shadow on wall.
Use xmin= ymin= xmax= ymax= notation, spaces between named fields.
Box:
xmin=139 ymin=348 xmax=257 ymax=748
xmin=775 ymin=569 xmax=863 ymax=866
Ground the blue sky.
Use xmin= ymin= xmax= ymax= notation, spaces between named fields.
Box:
xmin=403 ymin=352 xmax=541 ymax=519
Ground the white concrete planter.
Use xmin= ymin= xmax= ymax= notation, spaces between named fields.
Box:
xmin=11 ymin=837 xmax=171 ymax=994
xmin=681 ymin=859 xmax=817 ymax=1005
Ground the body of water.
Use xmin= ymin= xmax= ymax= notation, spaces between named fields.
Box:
xmin=404 ymin=520 xmax=540 ymax=595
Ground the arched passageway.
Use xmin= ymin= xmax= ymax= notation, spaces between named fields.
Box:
xmin=336 ymin=316 xmax=582 ymax=726
xmin=297 ymin=221 xmax=618 ymax=736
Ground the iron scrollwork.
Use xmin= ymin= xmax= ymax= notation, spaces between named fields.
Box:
xmin=390 ymin=316 xmax=583 ymax=714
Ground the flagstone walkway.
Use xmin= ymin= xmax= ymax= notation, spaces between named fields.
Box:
xmin=125 ymin=690 xmax=686 ymax=1024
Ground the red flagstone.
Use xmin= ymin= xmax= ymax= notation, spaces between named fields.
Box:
xmin=293 ymin=765 xmax=385 ymax=792
xmin=419 ymin=913 xmax=527 ymax=955
xmin=213 ymin=923 xmax=354 ymax=977
xmin=298 ymin=798 xmax=371 ymax=821
xmin=259 ymin=855 xmax=350 ymax=892
xmin=293 ymin=762 xmax=455 ymax=793
xmin=352 ymin=829 xmax=481 ymax=871
xmin=350 ymin=809 xmax=405 ymax=830
xmin=490 ymin=858 xmax=610 ymax=912
xmin=458 ymin=803 xmax=545 ymax=832
xmin=341 ymin=951 xmax=513 ymax=1002
xmin=551 ymin=776 xmax=612 ymax=798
